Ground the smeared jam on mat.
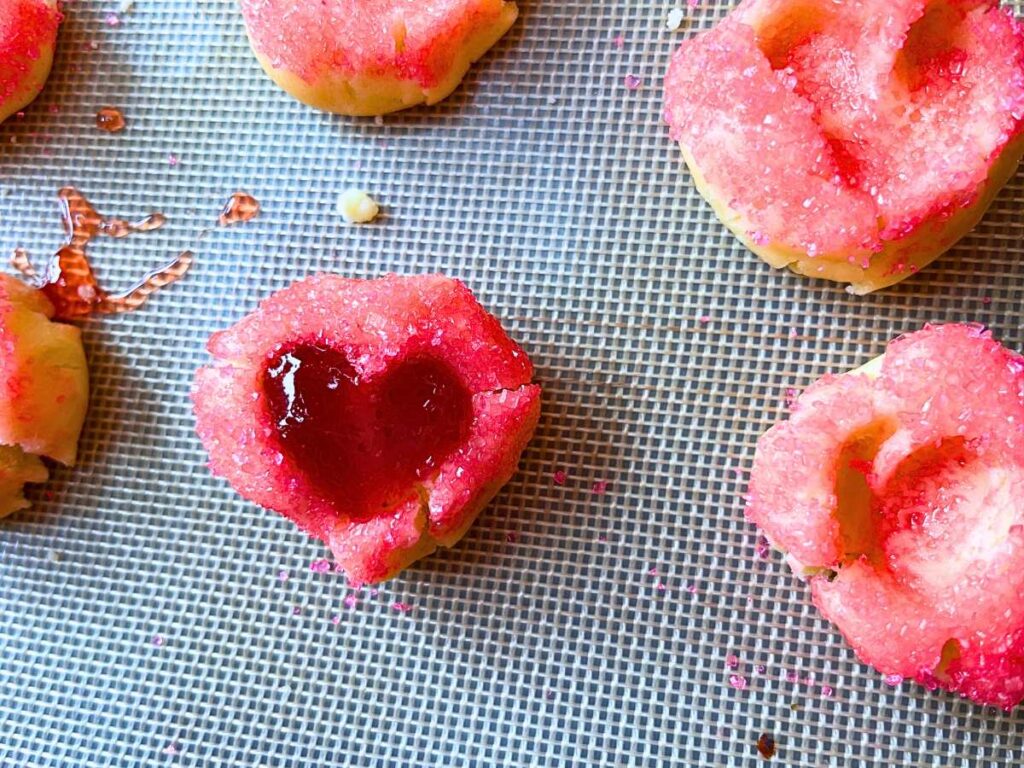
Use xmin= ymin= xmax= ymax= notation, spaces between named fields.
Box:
xmin=12 ymin=188 xmax=192 ymax=320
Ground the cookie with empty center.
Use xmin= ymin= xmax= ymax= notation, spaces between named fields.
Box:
xmin=664 ymin=0 xmax=1024 ymax=293
xmin=748 ymin=324 xmax=1024 ymax=708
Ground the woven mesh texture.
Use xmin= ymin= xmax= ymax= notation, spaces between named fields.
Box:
xmin=1 ymin=1 xmax=1023 ymax=766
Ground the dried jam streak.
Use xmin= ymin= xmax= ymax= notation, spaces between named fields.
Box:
xmin=219 ymin=192 xmax=260 ymax=226
xmin=756 ymin=733 xmax=776 ymax=760
xmin=95 ymin=106 xmax=126 ymax=133
xmin=12 ymin=187 xmax=193 ymax=321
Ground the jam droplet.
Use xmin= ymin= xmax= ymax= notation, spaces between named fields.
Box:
xmin=218 ymin=191 xmax=260 ymax=226
xmin=756 ymin=733 xmax=776 ymax=759
xmin=261 ymin=344 xmax=473 ymax=521
xmin=95 ymin=106 xmax=126 ymax=133
xmin=12 ymin=187 xmax=193 ymax=321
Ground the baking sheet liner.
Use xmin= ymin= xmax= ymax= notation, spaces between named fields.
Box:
xmin=1 ymin=1 xmax=1022 ymax=765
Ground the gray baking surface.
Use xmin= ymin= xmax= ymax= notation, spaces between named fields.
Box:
xmin=1 ymin=1 xmax=1022 ymax=766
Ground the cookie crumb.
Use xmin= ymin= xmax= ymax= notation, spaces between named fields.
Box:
xmin=339 ymin=189 xmax=380 ymax=224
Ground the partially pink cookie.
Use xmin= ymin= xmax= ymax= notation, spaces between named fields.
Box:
xmin=238 ymin=0 xmax=518 ymax=115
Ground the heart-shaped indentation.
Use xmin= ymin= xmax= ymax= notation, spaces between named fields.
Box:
xmin=748 ymin=324 xmax=1024 ymax=708
xmin=262 ymin=343 xmax=472 ymax=521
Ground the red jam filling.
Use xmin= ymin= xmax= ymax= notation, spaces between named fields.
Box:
xmin=262 ymin=343 xmax=473 ymax=521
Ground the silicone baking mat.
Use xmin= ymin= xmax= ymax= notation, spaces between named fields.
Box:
xmin=1 ymin=1 xmax=1022 ymax=766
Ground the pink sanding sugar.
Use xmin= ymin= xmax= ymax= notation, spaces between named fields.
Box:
xmin=728 ymin=674 xmax=748 ymax=690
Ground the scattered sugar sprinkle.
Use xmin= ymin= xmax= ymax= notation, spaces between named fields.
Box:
xmin=331 ymin=614 xmax=342 ymax=625
xmin=755 ymin=664 xmax=767 ymax=675
xmin=728 ymin=674 xmax=747 ymax=690
xmin=592 ymin=480 xmax=609 ymax=495
xmin=685 ymin=583 xmax=698 ymax=594
xmin=755 ymin=537 xmax=771 ymax=559
xmin=104 ymin=12 xmax=121 ymax=26
xmin=392 ymin=602 xmax=413 ymax=614
xmin=612 ymin=34 xmax=625 ymax=49
xmin=785 ymin=387 xmax=800 ymax=408
xmin=343 ymin=593 xmax=359 ymax=610
xmin=506 ymin=530 xmax=518 ymax=543
xmin=162 ymin=742 xmax=182 ymax=757
xmin=292 ymin=606 xmax=302 ymax=616
xmin=655 ymin=582 xmax=666 ymax=592
xmin=277 ymin=570 xmax=290 ymax=582
xmin=624 ymin=74 xmax=642 ymax=91
xmin=553 ymin=469 xmax=567 ymax=486
xmin=168 ymin=153 xmax=179 ymax=167
xmin=821 ymin=684 xmax=834 ymax=698
xmin=725 ymin=654 xmax=739 ymax=669
xmin=309 ymin=558 xmax=332 ymax=574
xmin=151 ymin=634 xmax=164 ymax=647
xmin=884 ymin=673 xmax=904 ymax=687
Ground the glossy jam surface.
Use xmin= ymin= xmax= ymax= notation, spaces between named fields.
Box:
xmin=12 ymin=187 xmax=192 ymax=321
xmin=262 ymin=343 xmax=473 ymax=520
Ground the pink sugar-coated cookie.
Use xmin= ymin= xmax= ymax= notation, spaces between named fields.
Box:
xmin=664 ymin=0 xmax=1024 ymax=293
xmin=238 ymin=0 xmax=518 ymax=115
xmin=748 ymin=324 xmax=1024 ymax=708
xmin=193 ymin=274 xmax=540 ymax=586
xmin=0 ymin=0 xmax=61 ymax=123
